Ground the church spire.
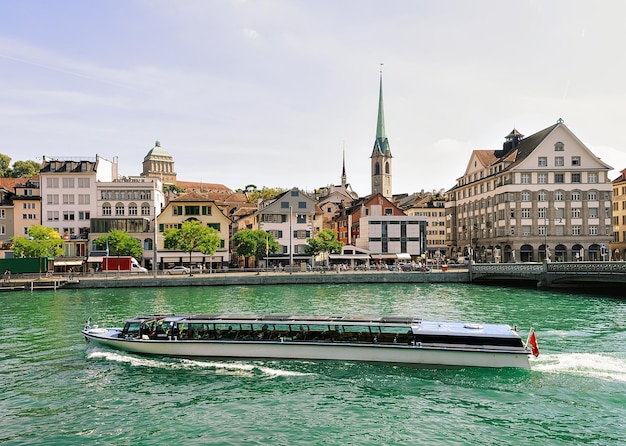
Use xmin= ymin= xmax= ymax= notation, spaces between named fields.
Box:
xmin=341 ymin=144 xmax=347 ymax=187
xmin=370 ymin=64 xmax=393 ymax=198
xmin=371 ymin=65 xmax=391 ymax=157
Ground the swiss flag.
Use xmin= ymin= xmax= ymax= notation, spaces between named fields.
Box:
xmin=528 ymin=330 xmax=540 ymax=357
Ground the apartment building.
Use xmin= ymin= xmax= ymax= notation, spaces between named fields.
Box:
xmin=11 ymin=177 xmax=41 ymax=240
xmin=40 ymin=156 xmax=117 ymax=257
xmin=446 ymin=119 xmax=613 ymax=262
xmin=610 ymin=168 xmax=626 ymax=260
xmin=156 ymin=191 xmax=231 ymax=270
xmin=88 ymin=176 xmax=165 ymax=269
xmin=398 ymin=192 xmax=447 ymax=259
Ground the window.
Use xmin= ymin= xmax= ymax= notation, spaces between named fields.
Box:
xmin=207 ymin=223 xmax=221 ymax=231
xmin=589 ymin=226 xmax=598 ymax=236
xmin=555 ymin=191 xmax=564 ymax=201
xmin=173 ymin=206 xmax=182 ymax=215
xmin=296 ymin=214 xmax=306 ymax=224
xmin=63 ymin=211 xmax=75 ymax=221
xmin=571 ymin=173 xmax=581 ymax=183
xmin=589 ymin=207 xmax=598 ymax=218
xmin=537 ymin=173 xmax=547 ymax=184
xmin=521 ymin=173 xmax=531 ymax=184
xmin=281 ymin=202 xmax=289 ymax=209
xmin=78 ymin=194 xmax=90 ymax=205
xmin=522 ymin=225 xmax=531 ymax=236
xmin=555 ymin=156 xmax=564 ymax=166
xmin=555 ymin=173 xmax=564 ymax=183
xmin=78 ymin=178 xmax=90 ymax=188
xmin=102 ymin=204 xmax=111 ymax=216
xmin=588 ymin=191 xmax=598 ymax=201
xmin=539 ymin=226 xmax=546 ymax=236
xmin=47 ymin=194 xmax=59 ymax=205
xmin=201 ymin=206 xmax=212 ymax=215
xmin=521 ymin=208 xmax=531 ymax=218
xmin=115 ymin=204 xmax=125 ymax=216
xmin=510 ymin=227 xmax=515 ymax=236
xmin=47 ymin=178 xmax=59 ymax=188
xmin=129 ymin=204 xmax=138 ymax=216
xmin=538 ymin=191 xmax=547 ymax=201
xmin=78 ymin=211 xmax=90 ymax=220
xmin=141 ymin=204 xmax=151 ymax=215
xmin=185 ymin=206 xmax=200 ymax=215
xmin=47 ymin=211 xmax=59 ymax=221
xmin=521 ymin=191 xmax=530 ymax=201
xmin=588 ymin=173 xmax=598 ymax=183
xmin=291 ymin=190 xmax=299 ymax=197
xmin=63 ymin=178 xmax=75 ymax=188
xmin=571 ymin=208 xmax=581 ymax=218
xmin=538 ymin=208 xmax=546 ymax=218
xmin=538 ymin=157 xmax=547 ymax=166
xmin=571 ymin=192 xmax=581 ymax=201
xmin=554 ymin=142 xmax=564 ymax=151
xmin=571 ymin=156 xmax=581 ymax=166
xmin=62 ymin=194 xmax=75 ymax=205
xmin=572 ymin=226 xmax=581 ymax=236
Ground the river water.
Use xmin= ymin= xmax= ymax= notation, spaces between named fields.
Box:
xmin=1 ymin=283 xmax=624 ymax=445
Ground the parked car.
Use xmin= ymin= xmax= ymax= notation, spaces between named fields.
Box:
xmin=167 ymin=265 xmax=190 ymax=275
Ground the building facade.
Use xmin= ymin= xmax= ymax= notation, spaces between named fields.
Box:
xmin=141 ymin=141 xmax=177 ymax=186
xmin=446 ymin=120 xmax=613 ymax=262
xmin=610 ymin=168 xmax=626 ymax=260
xmin=40 ymin=155 xmax=117 ymax=258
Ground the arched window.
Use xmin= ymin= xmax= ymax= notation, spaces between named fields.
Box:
xmin=144 ymin=238 xmax=153 ymax=250
xmin=129 ymin=203 xmax=138 ymax=216
xmin=385 ymin=162 xmax=390 ymax=174
xmin=115 ymin=203 xmax=125 ymax=216
xmin=102 ymin=203 xmax=112 ymax=216
xmin=374 ymin=162 xmax=380 ymax=175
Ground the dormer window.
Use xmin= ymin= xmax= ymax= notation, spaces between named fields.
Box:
xmin=554 ymin=142 xmax=564 ymax=151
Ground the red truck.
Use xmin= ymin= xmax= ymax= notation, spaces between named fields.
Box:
xmin=101 ymin=256 xmax=148 ymax=273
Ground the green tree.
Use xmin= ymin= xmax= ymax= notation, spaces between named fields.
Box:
xmin=0 ymin=154 xmax=11 ymax=177
xmin=11 ymin=225 xmax=63 ymax=258
xmin=93 ymin=230 xmax=143 ymax=259
xmin=231 ymin=229 xmax=279 ymax=266
xmin=10 ymin=160 xmax=41 ymax=178
xmin=163 ymin=220 xmax=221 ymax=273
xmin=305 ymin=229 xmax=343 ymax=267
xmin=245 ymin=186 xmax=286 ymax=203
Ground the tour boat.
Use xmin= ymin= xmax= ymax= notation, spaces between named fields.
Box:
xmin=82 ymin=314 xmax=539 ymax=369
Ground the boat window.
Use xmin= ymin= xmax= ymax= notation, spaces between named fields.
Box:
xmin=122 ymin=322 xmax=141 ymax=338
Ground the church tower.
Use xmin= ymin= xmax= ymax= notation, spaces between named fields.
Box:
xmin=140 ymin=140 xmax=177 ymax=186
xmin=370 ymin=67 xmax=392 ymax=198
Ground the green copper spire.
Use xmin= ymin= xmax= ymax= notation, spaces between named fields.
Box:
xmin=371 ymin=66 xmax=391 ymax=157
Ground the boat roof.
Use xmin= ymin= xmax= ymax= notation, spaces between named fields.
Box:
xmin=416 ymin=321 xmax=520 ymax=338
xmin=125 ymin=314 xmax=419 ymax=327
xmin=123 ymin=314 xmax=519 ymax=337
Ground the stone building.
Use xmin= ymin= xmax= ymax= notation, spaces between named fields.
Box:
xmin=446 ymin=119 xmax=613 ymax=262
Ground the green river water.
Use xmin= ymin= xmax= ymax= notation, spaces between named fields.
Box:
xmin=1 ymin=283 xmax=624 ymax=445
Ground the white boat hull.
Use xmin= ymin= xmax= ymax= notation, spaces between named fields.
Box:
xmin=83 ymin=328 xmax=531 ymax=369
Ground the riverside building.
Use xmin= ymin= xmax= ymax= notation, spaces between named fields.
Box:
xmin=446 ymin=119 xmax=613 ymax=263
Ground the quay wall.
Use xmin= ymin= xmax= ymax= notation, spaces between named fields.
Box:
xmin=63 ymin=270 xmax=470 ymax=289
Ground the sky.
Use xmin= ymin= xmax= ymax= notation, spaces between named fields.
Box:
xmin=2 ymin=0 xmax=626 ymax=196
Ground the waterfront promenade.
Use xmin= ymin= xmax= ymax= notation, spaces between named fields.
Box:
xmin=3 ymin=261 xmax=625 ymax=293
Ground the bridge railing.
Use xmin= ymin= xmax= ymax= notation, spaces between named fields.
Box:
xmin=547 ymin=261 xmax=626 ymax=274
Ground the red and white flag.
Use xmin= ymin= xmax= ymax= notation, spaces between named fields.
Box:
xmin=528 ymin=330 xmax=540 ymax=357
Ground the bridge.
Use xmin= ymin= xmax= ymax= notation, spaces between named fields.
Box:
xmin=470 ymin=261 xmax=626 ymax=291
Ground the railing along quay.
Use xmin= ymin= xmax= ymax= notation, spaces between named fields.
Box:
xmin=471 ymin=261 xmax=626 ymax=290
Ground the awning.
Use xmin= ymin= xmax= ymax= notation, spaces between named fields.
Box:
xmin=86 ymin=256 xmax=104 ymax=263
xmin=373 ymin=254 xmax=398 ymax=260
xmin=54 ymin=260 xmax=83 ymax=266
xmin=396 ymin=253 xmax=412 ymax=260
xmin=329 ymin=254 xmax=371 ymax=260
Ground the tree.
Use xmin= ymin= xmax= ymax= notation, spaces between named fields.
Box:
xmin=11 ymin=225 xmax=63 ymax=258
xmin=10 ymin=160 xmax=41 ymax=178
xmin=163 ymin=220 xmax=221 ymax=272
xmin=0 ymin=154 xmax=11 ymax=177
xmin=305 ymin=229 xmax=343 ymax=267
xmin=244 ymin=186 xmax=286 ymax=203
xmin=93 ymin=230 xmax=143 ymax=259
xmin=231 ymin=229 xmax=280 ymax=267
